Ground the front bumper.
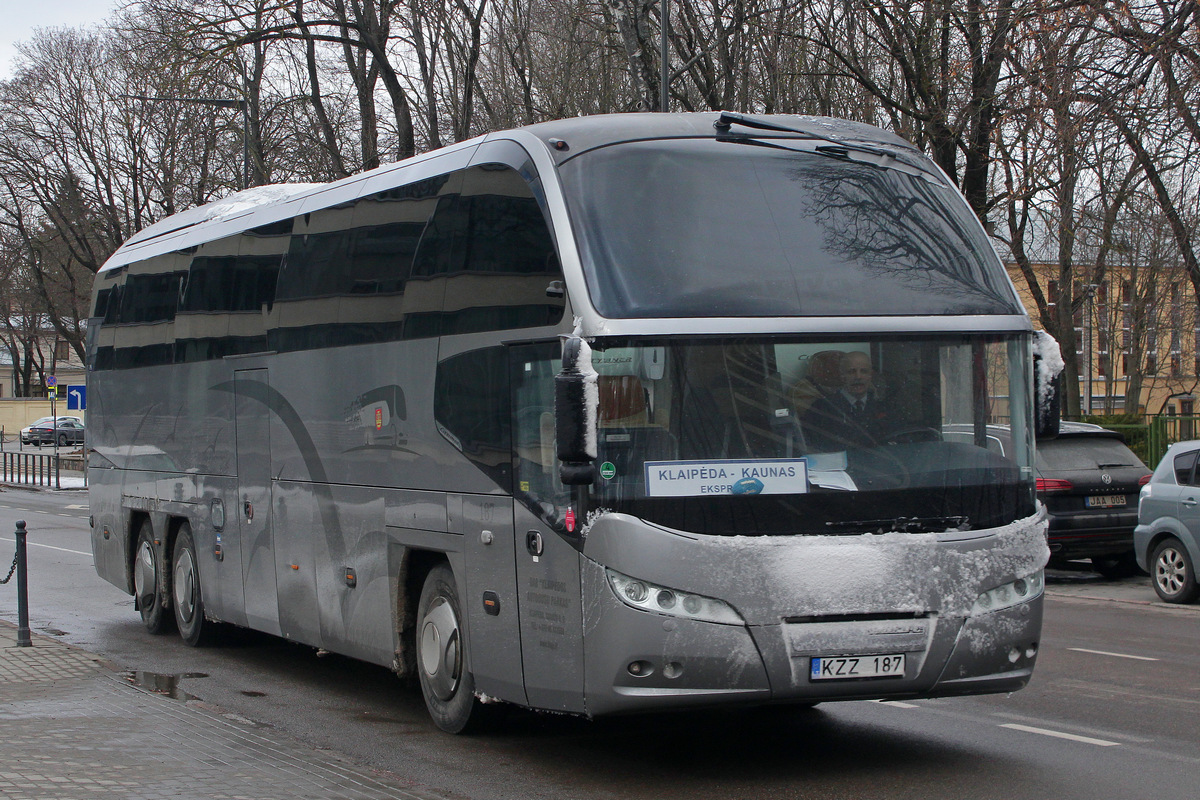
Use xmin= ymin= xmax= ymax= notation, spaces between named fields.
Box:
xmin=581 ymin=558 xmax=1042 ymax=717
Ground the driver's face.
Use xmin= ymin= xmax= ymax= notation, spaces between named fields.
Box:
xmin=841 ymin=353 xmax=874 ymax=398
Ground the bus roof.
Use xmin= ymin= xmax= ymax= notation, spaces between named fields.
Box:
xmin=99 ymin=113 xmax=921 ymax=274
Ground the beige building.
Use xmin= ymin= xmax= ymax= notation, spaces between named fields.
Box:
xmin=1005 ymin=260 xmax=1199 ymax=421
xmin=0 ymin=333 xmax=87 ymax=438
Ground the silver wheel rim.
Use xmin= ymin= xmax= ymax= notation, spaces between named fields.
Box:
xmin=1155 ymin=547 xmax=1188 ymax=596
xmin=174 ymin=546 xmax=197 ymax=625
xmin=134 ymin=539 xmax=156 ymax=608
xmin=419 ymin=595 xmax=461 ymax=701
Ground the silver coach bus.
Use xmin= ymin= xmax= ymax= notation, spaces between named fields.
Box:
xmin=88 ymin=112 xmax=1053 ymax=733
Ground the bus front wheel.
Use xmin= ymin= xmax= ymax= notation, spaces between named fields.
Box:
xmin=133 ymin=520 xmax=174 ymax=635
xmin=172 ymin=524 xmax=214 ymax=646
xmin=416 ymin=563 xmax=483 ymax=733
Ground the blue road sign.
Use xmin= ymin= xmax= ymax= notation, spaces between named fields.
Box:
xmin=66 ymin=385 xmax=86 ymax=411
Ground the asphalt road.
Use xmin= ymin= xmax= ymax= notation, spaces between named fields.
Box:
xmin=1 ymin=486 xmax=1197 ymax=800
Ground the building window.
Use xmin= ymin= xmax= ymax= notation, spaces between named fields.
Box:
xmin=55 ymin=340 xmax=69 ymax=362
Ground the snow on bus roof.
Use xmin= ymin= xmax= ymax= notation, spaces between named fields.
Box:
xmin=102 ymin=183 xmax=322 ymax=271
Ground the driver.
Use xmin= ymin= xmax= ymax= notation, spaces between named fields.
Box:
xmin=802 ymin=350 xmax=893 ymax=451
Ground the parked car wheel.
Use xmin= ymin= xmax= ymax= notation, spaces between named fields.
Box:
xmin=1150 ymin=537 xmax=1199 ymax=604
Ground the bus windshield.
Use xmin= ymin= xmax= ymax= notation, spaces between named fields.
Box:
xmin=558 ymin=138 xmax=1022 ymax=319
xmin=564 ymin=334 xmax=1035 ymax=536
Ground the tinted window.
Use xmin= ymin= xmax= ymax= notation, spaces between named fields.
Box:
xmin=1037 ymin=437 xmax=1141 ymax=471
xmin=119 ymin=269 xmax=184 ymax=324
xmin=175 ymin=222 xmax=290 ymax=362
xmin=273 ymin=177 xmax=451 ymax=350
xmin=1174 ymin=450 xmax=1197 ymax=485
xmin=104 ymin=252 xmax=191 ymax=369
xmin=434 ymin=346 xmax=512 ymax=489
xmin=425 ymin=163 xmax=564 ymax=335
xmin=559 ymin=139 xmax=1020 ymax=319
xmin=181 ymin=255 xmax=281 ymax=313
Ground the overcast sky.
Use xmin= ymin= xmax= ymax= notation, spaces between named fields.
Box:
xmin=0 ymin=1 xmax=122 ymax=79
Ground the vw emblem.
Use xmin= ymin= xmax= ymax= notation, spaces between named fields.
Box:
xmin=1101 ymin=473 xmax=1112 ymax=485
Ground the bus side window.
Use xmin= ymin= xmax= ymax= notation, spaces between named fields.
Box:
xmin=433 ymin=346 xmax=512 ymax=491
xmin=437 ymin=164 xmax=565 ymax=335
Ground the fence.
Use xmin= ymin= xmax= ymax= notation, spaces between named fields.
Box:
xmin=1 ymin=451 xmax=86 ymax=489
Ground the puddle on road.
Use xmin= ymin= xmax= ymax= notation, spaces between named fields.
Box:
xmin=123 ymin=670 xmax=208 ymax=701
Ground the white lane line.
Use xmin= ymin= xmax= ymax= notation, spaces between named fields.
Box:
xmin=0 ymin=536 xmax=91 ymax=557
xmin=1069 ymin=647 xmax=1159 ymax=662
xmin=1001 ymin=723 xmax=1120 ymax=747
xmin=871 ymin=699 xmax=920 ymax=709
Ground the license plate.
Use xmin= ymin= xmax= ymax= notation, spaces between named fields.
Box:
xmin=810 ymin=654 xmax=905 ymax=680
xmin=1086 ymin=494 xmax=1126 ymax=508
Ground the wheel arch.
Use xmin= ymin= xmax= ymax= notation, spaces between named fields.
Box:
xmin=395 ymin=548 xmax=456 ymax=679
xmin=123 ymin=510 xmax=153 ymax=594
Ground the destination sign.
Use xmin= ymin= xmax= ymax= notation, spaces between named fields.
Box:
xmin=643 ymin=459 xmax=808 ymax=498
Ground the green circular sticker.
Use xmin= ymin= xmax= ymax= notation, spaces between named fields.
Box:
xmin=599 ymin=461 xmax=617 ymax=480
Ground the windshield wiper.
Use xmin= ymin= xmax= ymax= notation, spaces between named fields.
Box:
xmin=715 ymin=111 xmax=892 ymax=158
xmin=713 ymin=111 xmax=944 ymax=181
xmin=825 ymin=516 xmax=970 ymax=534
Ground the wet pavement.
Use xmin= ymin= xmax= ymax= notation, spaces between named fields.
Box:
xmin=1044 ymin=566 xmax=1167 ymax=607
xmin=0 ymin=560 xmax=1190 ymax=799
xmin=0 ymin=621 xmax=449 ymax=800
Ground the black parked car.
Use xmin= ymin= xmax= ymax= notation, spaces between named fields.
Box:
xmin=944 ymin=422 xmax=1152 ymax=578
xmin=1037 ymin=423 xmax=1152 ymax=576
xmin=24 ymin=417 xmax=86 ymax=447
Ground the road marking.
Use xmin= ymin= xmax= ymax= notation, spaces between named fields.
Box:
xmin=871 ymin=699 xmax=920 ymax=709
xmin=64 ymin=504 xmax=88 ymax=509
xmin=0 ymin=536 xmax=91 ymax=557
xmin=1000 ymin=723 xmax=1120 ymax=747
xmin=1069 ymin=647 xmax=1159 ymax=662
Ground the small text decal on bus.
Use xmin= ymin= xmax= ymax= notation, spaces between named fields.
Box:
xmin=643 ymin=459 xmax=808 ymax=498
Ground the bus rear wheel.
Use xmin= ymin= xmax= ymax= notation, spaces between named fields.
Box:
xmin=133 ymin=520 xmax=174 ymax=634
xmin=416 ymin=563 xmax=484 ymax=733
xmin=172 ymin=524 xmax=214 ymax=646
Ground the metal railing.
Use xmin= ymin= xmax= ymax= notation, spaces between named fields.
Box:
xmin=1 ymin=451 xmax=87 ymax=489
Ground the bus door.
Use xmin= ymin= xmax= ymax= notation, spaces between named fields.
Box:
xmin=234 ymin=368 xmax=281 ymax=636
xmin=511 ymin=345 xmax=585 ymax=714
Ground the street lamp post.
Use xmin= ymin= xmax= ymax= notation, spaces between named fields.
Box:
xmin=660 ymin=0 xmax=669 ymax=112
xmin=1083 ymin=284 xmax=1099 ymax=418
xmin=122 ymin=95 xmax=250 ymax=190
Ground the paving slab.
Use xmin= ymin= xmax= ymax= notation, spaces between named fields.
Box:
xmin=0 ymin=622 xmax=449 ymax=800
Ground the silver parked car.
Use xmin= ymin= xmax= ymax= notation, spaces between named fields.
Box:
xmin=1135 ymin=440 xmax=1200 ymax=603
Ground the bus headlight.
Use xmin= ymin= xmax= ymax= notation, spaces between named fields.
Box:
xmin=971 ymin=570 xmax=1044 ymax=616
xmin=606 ymin=569 xmax=744 ymax=626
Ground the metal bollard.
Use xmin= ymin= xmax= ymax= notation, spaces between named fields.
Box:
xmin=16 ymin=521 xmax=30 ymax=647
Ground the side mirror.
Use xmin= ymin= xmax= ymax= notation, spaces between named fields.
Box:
xmin=1034 ymin=349 xmax=1061 ymax=440
xmin=556 ymin=336 xmax=598 ymax=485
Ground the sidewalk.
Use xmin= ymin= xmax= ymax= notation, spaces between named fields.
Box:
xmin=0 ymin=622 xmax=447 ymax=800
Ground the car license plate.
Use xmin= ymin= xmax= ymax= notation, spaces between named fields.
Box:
xmin=1086 ymin=494 xmax=1126 ymax=508
xmin=810 ymin=654 xmax=905 ymax=680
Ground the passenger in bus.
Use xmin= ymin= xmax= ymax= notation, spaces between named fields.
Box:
xmin=801 ymin=350 xmax=892 ymax=451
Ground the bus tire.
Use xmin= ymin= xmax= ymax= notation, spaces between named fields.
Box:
xmin=416 ymin=563 xmax=482 ymax=734
xmin=172 ymin=524 xmax=214 ymax=646
xmin=133 ymin=519 xmax=174 ymax=635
